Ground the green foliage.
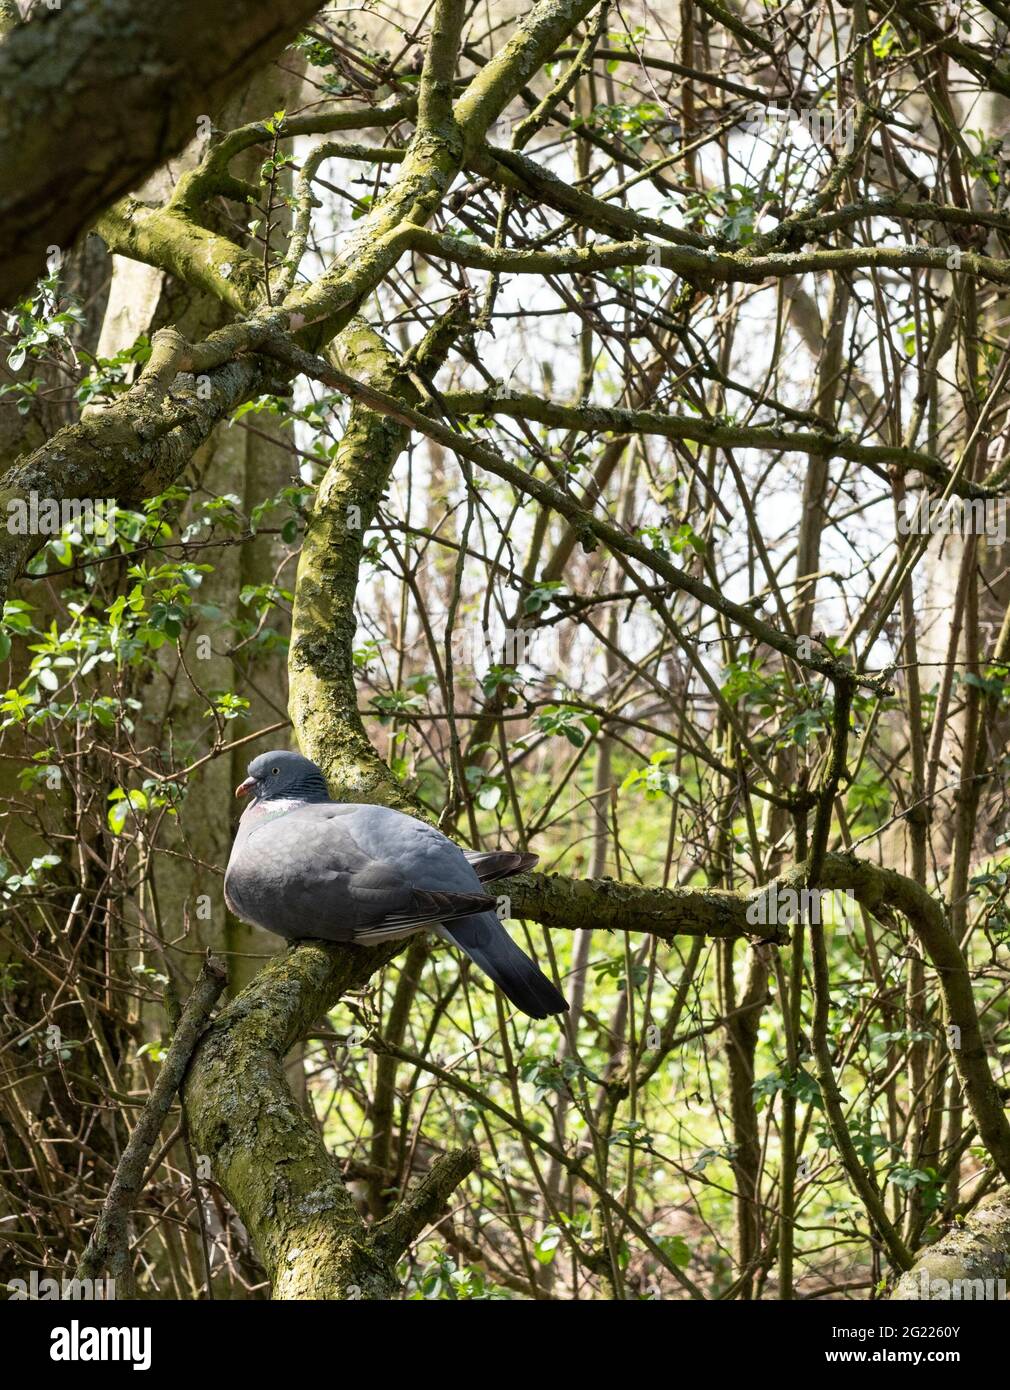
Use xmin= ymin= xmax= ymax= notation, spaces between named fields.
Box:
xmin=76 ymin=336 xmax=152 ymax=407
xmin=404 ymin=1249 xmax=508 ymax=1300
xmin=571 ymin=100 xmax=669 ymax=153
xmin=530 ymin=704 xmax=600 ymax=748
xmin=621 ymin=748 xmax=679 ymax=799
xmin=685 ymin=184 xmax=761 ymax=244
xmin=522 ymin=580 xmax=565 ymax=614
xmin=464 ymin=763 xmax=506 ymax=811
xmin=520 ymin=1052 xmax=600 ymax=1103
xmin=2 ymin=273 xmax=85 ymax=391
xmin=753 ymin=1064 xmax=823 ymax=1112
xmin=107 ymin=783 xmax=179 ymax=835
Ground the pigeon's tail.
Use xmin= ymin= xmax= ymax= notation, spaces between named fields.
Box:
xmin=442 ymin=912 xmax=568 ymax=1020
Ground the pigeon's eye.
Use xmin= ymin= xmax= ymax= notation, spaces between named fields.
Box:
xmin=271 ymin=767 xmax=279 ymax=775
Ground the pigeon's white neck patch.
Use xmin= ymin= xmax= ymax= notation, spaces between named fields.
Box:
xmin=250 ymin=798 xmax=305 ymax=821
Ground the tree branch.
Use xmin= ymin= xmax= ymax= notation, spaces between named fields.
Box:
xmin=183 ymin=936 xmax=475 ymax=1298
xmin=79 ymin=956 xmax=228 ymax=1294
xmin=372 ymin=1147 xmax=480 ymax=1261
xmin=892 ymin=1190 xmax=1010 ymax=1299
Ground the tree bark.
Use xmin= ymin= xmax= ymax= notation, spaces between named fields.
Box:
xmin=183 ymin=937 xmax=477 ymax=1298
xmin=0 ymin=0 xmax=323 ymax=307
xmin=892 ymin=1191 xmax=1010 ymax=1299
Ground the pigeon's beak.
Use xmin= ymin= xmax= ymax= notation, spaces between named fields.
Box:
xmin=235 ymin=776 xmax=257 ymax=799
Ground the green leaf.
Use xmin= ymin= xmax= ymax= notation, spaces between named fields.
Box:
xmin=107 ymin=788 xmax=148 ymax=834
xmin=658 ymin=1235 xmax=691 ymax=1268
xmin=533 ymin=1226 xmax=561 ymax=1265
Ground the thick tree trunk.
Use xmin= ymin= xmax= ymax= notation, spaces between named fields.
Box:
xmin=183 ymin=937 xmax=477 ymax=1298
xmin=0 ymin=0 xmax=323 ymax=307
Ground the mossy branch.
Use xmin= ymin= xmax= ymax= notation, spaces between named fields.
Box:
xmin=372 ymin=1147 xmax=480 ymax=1262
xmin=288 ymin=305 xmax=468 ymax=804
xmin=437 ymin=387 xmax=982 ymax=499
xmin=183 ymin=937 xmax=475 ymax=1298
xmin=892 ymin=1190 xmax=1010 ymax=1299
xmin=0 ymin=354 xmax=270 ymax=600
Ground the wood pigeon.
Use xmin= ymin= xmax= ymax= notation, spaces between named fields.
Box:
xmin=224 ymin=750 xmax=568 ymax=1019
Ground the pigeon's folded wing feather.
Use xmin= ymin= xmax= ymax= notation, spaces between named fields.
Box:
xmin=463 ymin=849 xmax=539 ymax=881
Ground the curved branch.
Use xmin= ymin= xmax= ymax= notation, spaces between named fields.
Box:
xmin=515 ymin=853 xmax=1010 ymax=1197
xmin=288 ymin=307 xmax=467 ymax=805
xmin=814 ymin=856 xmax=1010 ymax=1189
xmin=372 ymin=1147 xmax=479 ymax=1262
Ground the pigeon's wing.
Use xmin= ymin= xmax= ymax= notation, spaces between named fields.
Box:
xmin=463 ymin=849 xmax=539 ymax=881
xmin=227 ymin=804 xmax=493 ymax=943
xmin=335 ymin=805 xmax=508 ymax=896
xmin=353 ymin=884 xmax=497 ymax=942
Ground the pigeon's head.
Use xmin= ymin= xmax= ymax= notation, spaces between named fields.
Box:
xmin=235 ymin=750 xmax=330 ymax=804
